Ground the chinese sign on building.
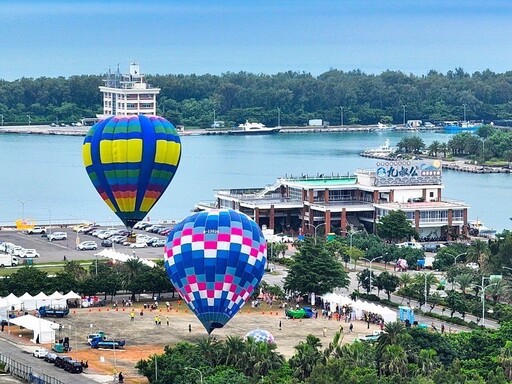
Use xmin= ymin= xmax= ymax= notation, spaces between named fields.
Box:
xmin=375 ymin=160 xmax=442 ymax=186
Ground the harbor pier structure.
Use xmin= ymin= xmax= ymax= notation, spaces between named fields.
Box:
xmin=196 ymin=160 xmax=469 ymax=240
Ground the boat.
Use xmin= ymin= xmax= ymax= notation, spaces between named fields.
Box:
xmin=360 ymin=139 xmax=396 ymax=158
xmin=228 ymin=121 xmax=281 ymax=135
xmin=468 ymin=219 xmax=497 ymax=238
xmin=444 ymin=121 xmax=482 ymax=133
xmin=372 ymin=122 xmax=396 ymax=132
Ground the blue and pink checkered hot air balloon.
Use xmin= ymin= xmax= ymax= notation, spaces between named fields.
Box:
xmin=164 ymin=209 xmax=267 ymax=334
xmin=82 ymin=115 xmax=181 ymax=230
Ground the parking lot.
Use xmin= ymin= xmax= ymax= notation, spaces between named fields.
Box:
xmin=0 ymin=225 xmax=169 ymax=264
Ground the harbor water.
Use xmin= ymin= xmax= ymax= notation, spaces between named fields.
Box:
xmin=0 ymin=131 xmax=510 ymax=231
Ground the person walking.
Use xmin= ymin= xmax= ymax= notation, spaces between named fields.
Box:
xmin=189 ymin=324 xmax=192 ymax=333
xmin=130 ymin=311 xmax=135 ymax=322
xmin=118 ymin=372 xmax=124 ymax=383
xmin=349 ymin=323 xmax=353 ymax=332
xmin=279 ymin=320 xmax=282 ymax=331
xmin=166 ymin=316 xmax=170 ymax=326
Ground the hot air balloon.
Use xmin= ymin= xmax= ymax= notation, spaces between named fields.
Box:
xmin=244 ymin=329 xmax=275 ymax=343
xmin=164 ymin=209 xmax=267 ymax=334
xmin=82 ymin=115 xmax=181 ymax=230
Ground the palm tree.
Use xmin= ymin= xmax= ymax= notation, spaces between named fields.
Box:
xmin=428 ymin=141 xmax=441 ymax=157
xmin=499 ymin=340 xmax=512 ymax=381
xmin=195 ymin=337 xmax=222 ymax=366
xmin=376 ymin=321 xmax=406 ymax=357
xmin=289 ymin=335 xmax=323 ymax=381
xmin=381 ymin=344 xmax=408 ymax=376
xmin=323 ymin=331 xmax=343 ymax=361
xmin=439 ymin=142 xmax=449 ymax=158
xmin=399 ymin=273 xmax=413 ymax=288
xmin=122 ymin=258 xmax=145 ymax=301
xmin=455 ymin=273 xmax=474 ymax=295
xmin=341 ymin=340 xmax=376 ymax=368
xmin=417 ymin=348 xmax=439 ymax=376
xmin=413 ymin=273 xmax=438 ymax=299
xmin=467 ymin=239 xmax=488 ymax=268
xmin=222 ymin=335 xmax=245 ymax=369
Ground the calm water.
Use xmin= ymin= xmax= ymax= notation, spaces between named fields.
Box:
xmin=0 ymin=131 xmax=510 ymax=231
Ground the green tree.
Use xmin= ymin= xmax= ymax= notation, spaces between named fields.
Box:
xmin=377 ymin=210 xmax=418 ymax=243
xmin=284 ymin=237 xmax=349 ymax=297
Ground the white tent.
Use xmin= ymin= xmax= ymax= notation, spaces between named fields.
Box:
xmin=63 ymin=291 xmax=81 ymax=300
xmin=18 ymin=292 xmax=36 ymax=311
xmin=48 ymin=291 xmax=67 ymax=307
xmin=9 ymin=314 xmax=59 ymax=344
xmin=32 ymin=292 xmax=49 ymax=310
xmin=95 ymin=248 xmax=157 ymax=268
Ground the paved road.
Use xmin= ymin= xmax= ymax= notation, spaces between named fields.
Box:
xmin=0 ymin=337 xmax=104 ymax=383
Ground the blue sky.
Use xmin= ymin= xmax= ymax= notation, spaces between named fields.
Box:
xmin=1 ymin=0 xmax=512 ymax=80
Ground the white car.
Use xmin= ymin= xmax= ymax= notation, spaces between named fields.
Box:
xmin=26 ymin=226 xmax=46 ymax=234
xmin=77 ymin=241 xmax=98 ymax=251
xmin=19 ymin=249 xmax=39 ymax=258
xmin=9 ymin=246 xmax=24 ymax=256
xmin=47 ymin=232 xmax=67 ymax=241
xmin=130 ymin=242 xmax=148 ymax=248
xmin=33 ymin=348 xmax=48 ymax=358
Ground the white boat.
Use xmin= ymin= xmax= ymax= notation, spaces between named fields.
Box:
xmin=361 ymin=139 xmax=395 ymax=157
xmin=228 ymin=121 xmax=281 ymax=135
xmin=373 ymin=122 xmax=396 ymax=132
xmin=468 ymin=219 xmax=497 ymax=238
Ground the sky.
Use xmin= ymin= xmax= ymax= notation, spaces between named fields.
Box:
xmin=1 ymin=0 xmax=512 ymax=80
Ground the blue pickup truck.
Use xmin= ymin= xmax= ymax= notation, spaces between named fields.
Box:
xmin=38 ymin=306 xmax=69 ymax=318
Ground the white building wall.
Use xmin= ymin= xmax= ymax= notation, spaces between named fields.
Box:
xmin=393 ymin=189 xmax=423 ymax=203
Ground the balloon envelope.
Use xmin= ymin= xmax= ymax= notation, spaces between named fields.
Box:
xmin=164 ymin=209 xmax=267 ymax=334
xmin=245 ymin=329 xmax=275 ymax=343
xmin=82 ymin=115 xmax=181 ymax=229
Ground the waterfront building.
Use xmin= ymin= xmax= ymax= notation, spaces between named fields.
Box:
xmin=98 ymin=62 xmax=160 ymax=119
xmin=196 ymin=160 xmax=469 ymax=240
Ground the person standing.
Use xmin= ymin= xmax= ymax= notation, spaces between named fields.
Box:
xmin=349 ymin=323 xmax=353 ymax=332
xmin=166 ymin=316 xmax=170 ymax=326
xmin=188 ymin=324 xmax=192 ymax=333
xmin=130 ymin=310 xmax=135 ymax=322
xmin=118 ymin=372 xmax=124 ymax=383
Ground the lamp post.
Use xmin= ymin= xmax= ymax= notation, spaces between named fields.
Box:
xmin=69 ymin=324 xmax=78 ymax=360
xmin=340 ymin=106 xmax=344 ymax=126
xmin=27 ymin=114 xmax=31 ymax=126
xmin=18 ymin=200 xmax=27 ymax=220
xmin=185 ymin=367 xmax=204 ymax=384
xmin=361 ymin=256 xmax=382 ymax=292
xmin=44 ymin=207 xmax=52 ymax=237
xmin=423 ymin=273 xmax=428 ymax=309
xmin=305 ymin=222 xmax=327 ymax=244
xmin=479 ymin=276 xmax=497 ymax=327
xmin=446 ymin=252 xmax=467 ymax=265
xmin=481 ymin=137 xmax=489 ymax=158
xmin=340 ymin=229 xmax=362 ymax=249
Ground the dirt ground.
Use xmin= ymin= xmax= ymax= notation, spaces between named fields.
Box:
xmin=4 ymin=302 xmax=383 ymax=383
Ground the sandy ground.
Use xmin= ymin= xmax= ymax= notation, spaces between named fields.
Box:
xmin=3 ymin=302 xmax=383 ymax=383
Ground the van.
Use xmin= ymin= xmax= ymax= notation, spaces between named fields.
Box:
xmin=396 ymin=242 xmax=422 ymax=250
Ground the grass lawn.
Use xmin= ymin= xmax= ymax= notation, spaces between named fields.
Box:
xmin=0 ymin=260 xmax=93 ymax=276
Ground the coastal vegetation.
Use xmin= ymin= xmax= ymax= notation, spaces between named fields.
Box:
xmin=2 ymin=68 xmax=512 ymax=128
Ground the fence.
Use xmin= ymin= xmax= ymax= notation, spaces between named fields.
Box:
xmin=0 ymin=352 xmax=65 ymax=384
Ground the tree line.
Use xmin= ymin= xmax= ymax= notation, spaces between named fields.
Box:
xmin=2 ymin=68 xmax=512 ymax=127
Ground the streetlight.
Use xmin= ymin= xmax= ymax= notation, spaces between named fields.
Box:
xmin=481 ymin=137 xmax=489 ymax=158
xmin=185 ymin=367 xmax=204 ymax=384
xmin=478 ymin=276 xmax=497 ymax=327
xmin=69 ymin=324 xmax=78 ymax=360
xmin=340 ymin=229 xmax=362 ymax=249
xmin=361 ymin=256 xmax=382 ymax=292
xmin=27 ymin=114 xmax=31 ymax=126
xmin=340 ymin=106 xmax=344 ymax=126
xmin=304 ymin=222 xmax=327 ymax=244
xmin=17 ymin=200 xmax=28 ymax=220
xmin=446 ymin=252 xmax=467 ymax=265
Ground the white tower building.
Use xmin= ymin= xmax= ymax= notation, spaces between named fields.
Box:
xmin=98 ymin=62 xmax=160 ymax=119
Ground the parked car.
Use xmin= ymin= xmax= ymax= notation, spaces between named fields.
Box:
xmin=158 ymin=227 xmax=173 ymax=236
xmin=19 ymin=249 xmax=40 ymax=258
xmin=9 ymin=246 xmax=24 ymax=256
xmin=101 ymin=239 xmax=113 ymax=248
xmin=151 ymin=239 xmax=166 ymax=247
xmin=26 ymin=226 xmax=46 ymax=234
xmin=33 ymin=348 xmax=48 ymax=358
xmin=110 ymin=235 xmax=127 ymax=244
xmin=54 ymin=356 xmax=72 ymax=369
xmin=44 ymin=352 xmax=58 ymax=363
xmin=77 ymin=241 xmax=98 ymax=251
xmin=63 ymin=359 xmax=83 ymax=373
xmin=82 ymin=225 xmax=100 ymax=235
xmin=130 ymin=242 xmax=147 ymax=248
xmin=47 ymin=232 xmax=67 ymax=241
xmin=133 ymin=221 xmax=151 ymax=230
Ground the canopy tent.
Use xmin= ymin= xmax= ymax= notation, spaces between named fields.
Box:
xmin=321 ymin=294 xmax=397 ymax=324
xmin=5 ymin=293 xmax=21 ymax=310
xmin=48 ymin=291 xmax=67 ymax=307
xmin=95 ymin=248 xmax=157 ymax=268
xmin=8 ymin=314 xmax=59 ymax=344
xmin=63 ymin=291 xmax=81 ymax=300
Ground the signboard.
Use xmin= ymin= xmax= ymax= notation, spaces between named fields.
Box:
xmin=375 ymin=160 xmax=442 ymax=187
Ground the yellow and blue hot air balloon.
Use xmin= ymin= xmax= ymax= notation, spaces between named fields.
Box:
xmin=82 ymin=115 xmax=181 ymax=230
